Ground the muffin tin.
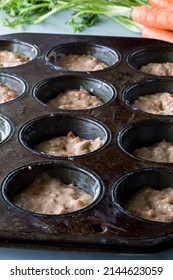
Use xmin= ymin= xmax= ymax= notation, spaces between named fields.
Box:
xmin=1 ymin=32 xmax=173 ymax=253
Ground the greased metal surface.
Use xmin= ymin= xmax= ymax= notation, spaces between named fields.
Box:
xmin=1 ymin=33 xmax=173 ymax=253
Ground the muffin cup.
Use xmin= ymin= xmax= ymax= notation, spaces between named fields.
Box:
xmin=0 ymin=73 xmax=27 ymax=104
xmin=117 ymin=119 xmax=173 ymax=164
xmin=19 ymin=114 xmax=111 ymax=158
xmin=33 ymin=74 xmax=116 ymax=111
xmin=122 ymin=79 xmax=173 ymax=117
xmin=45 ymin=42 xmax=120 ymax=72
xmin=126 ymin=47 xmax=173 ymax=75
xmin=0 ymin=39 xmax=38 ymax=67
xmin=2 ymin=161 xmax=105 ymax=216
xmin=112 ymin=167 xmax=173 ymax=223
xmin=0 ymin=115 xmax=13 ymax=144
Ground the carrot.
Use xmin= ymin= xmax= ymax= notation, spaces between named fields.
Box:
xmin=148 ymin=0 xmax=173 ymax=11
xmin=131 ymin=5 xmax=173 ymax=31
xmin=142 ymin=25 xmax=173 ymax=43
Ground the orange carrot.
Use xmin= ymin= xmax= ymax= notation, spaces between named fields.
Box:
xmin=131 ymin=5 xmax=173 ymax=31
xmin=148 ymin=0 xmax=173 ymax=11
xmin=142 ymin=25 xmax=173 ymax=43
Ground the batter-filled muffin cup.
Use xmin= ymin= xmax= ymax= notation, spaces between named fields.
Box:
xmin=122 ymin=80 xmax=173 ymax=117
xmin=127 ymin=47 xmax=173 ymax=76
xmin=117 ymin=119 xmax=173 ymax=164
xmin=33 ymin=74 xmax=116 ymax=111
xmin=112 ymin=168 xmax=173 ymax=223
xmin=45 ymin=42 xmax=120 ymax=72
xmin=0 ymin=39 xmax=38 ymax=68
xmin=0 ymin=73 xmax=27 ymax=104
xmin=0 ymin=115 xmax=13 ymax=144
xmin=19 ymin=114 xmax=111 ymax=158
xmin=2 ymin=161 xmax=104 ymax=216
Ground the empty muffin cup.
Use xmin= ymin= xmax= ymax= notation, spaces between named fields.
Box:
xmin=117 ymin=119 xmax=173 ymax=164
xmin=19 ymin=114 xmax=111 ymax=158
xmin=112 ymin=167 xmax=173 ymax=223
xmin=2 ymin=161 xmax=104 ymax=216
xmin=0 ymin=115 xmax=13 ymax=144
xmin=122 ymin=80 xmax=173 ymax=117
xmin=33 ymin=74 xmax=116 ymax=111
xmin=0 ymin=39 xmax=38 ymax=68
xmin=45 ymin=42 xmax=120 ymax=72
xmin=127 ymin=47 xmax=173 ymax=76
xmin=0 ymin=73 xmax=27 ymax=104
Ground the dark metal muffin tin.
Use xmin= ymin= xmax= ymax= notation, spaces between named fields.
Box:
xmin=1 ymin=32 xmax=173 ymax=253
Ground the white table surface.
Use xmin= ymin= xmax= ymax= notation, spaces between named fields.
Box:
xmin=0 ymin=10 xmax=172 ymax=260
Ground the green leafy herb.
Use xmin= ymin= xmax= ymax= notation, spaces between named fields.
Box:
xmin=0 ymin=0 xmax=148 ymax=31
